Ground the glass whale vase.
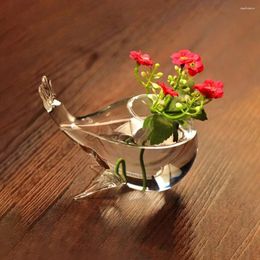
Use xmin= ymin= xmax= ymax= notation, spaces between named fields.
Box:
xmin=39 ymin=76 xmax=198 ymax=199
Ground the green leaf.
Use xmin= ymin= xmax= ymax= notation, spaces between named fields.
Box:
xmin=193 ymin=109 xmax=208 ymax=121
xmin=150 ymin=115 xmax=173 ymax=145
xmin=143 ymin=115 xmax=173 ymax=145
xmin=166 ymin=99 xmax=177 ymax=112
xmin=143 ymin=115 xmax=153 ymax=129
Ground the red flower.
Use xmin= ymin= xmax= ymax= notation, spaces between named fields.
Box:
xmin=194 ymin=80 xmax=224 ymax=99
xmin=158 ymin=82 xmax=178 ymax=97
xmin=185 ymin=58 xmax=204 ymax=76
xmin=129 ymin=50 xmax=153 ymax=66
xmin=171 ymin=49 xmax=198 ymax=66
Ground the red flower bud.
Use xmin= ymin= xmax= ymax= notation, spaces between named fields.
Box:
xmin=194 ymin=80 xmax=224 ymax=99
xmin=129 ymin=50 xmax=154 ymax=66
xmin=158 ymin=82 xmax=178 ymax=97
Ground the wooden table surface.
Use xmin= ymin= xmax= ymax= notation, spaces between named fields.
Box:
xmin=0 ymin=1 xmax=259 ymax=259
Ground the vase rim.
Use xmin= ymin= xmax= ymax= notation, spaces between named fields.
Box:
xmin=124 ymin=94 xmax=197 ymax=149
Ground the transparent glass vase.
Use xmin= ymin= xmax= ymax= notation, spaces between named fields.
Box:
xmin=39 ymin=76 xmax=198 ymax=199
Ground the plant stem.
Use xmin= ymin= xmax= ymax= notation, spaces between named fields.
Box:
xmin=152 ymin=89 xmax=163 ymax=111
xmin=134 ymin=65 xmax=146 ymax=87
xmin=115 ymin=151 xmax=147 ymax=191
xmin=139 ymin=148 xmax=147 ymax=191
xmin=145 ymin=65 xmax=158 ymax=91
xmin=173 ymin=122 xmax=179 ymax=142
xmin=114 ymin=158 xmax=127 ymax=183
xmin=175 ymin=66 xmax=184 ymax=90
xmin=162 ymin=110 xmax=187 ymax=120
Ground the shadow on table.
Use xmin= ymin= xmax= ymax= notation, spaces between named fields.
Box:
xmin=138 ymin=190 xmax=194 ymax=258
xmin=80 ymin=187 xmax=194 ymax=258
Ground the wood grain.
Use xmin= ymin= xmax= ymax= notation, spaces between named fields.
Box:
xmin=0 ymin=0 xmax=259 ymax=259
